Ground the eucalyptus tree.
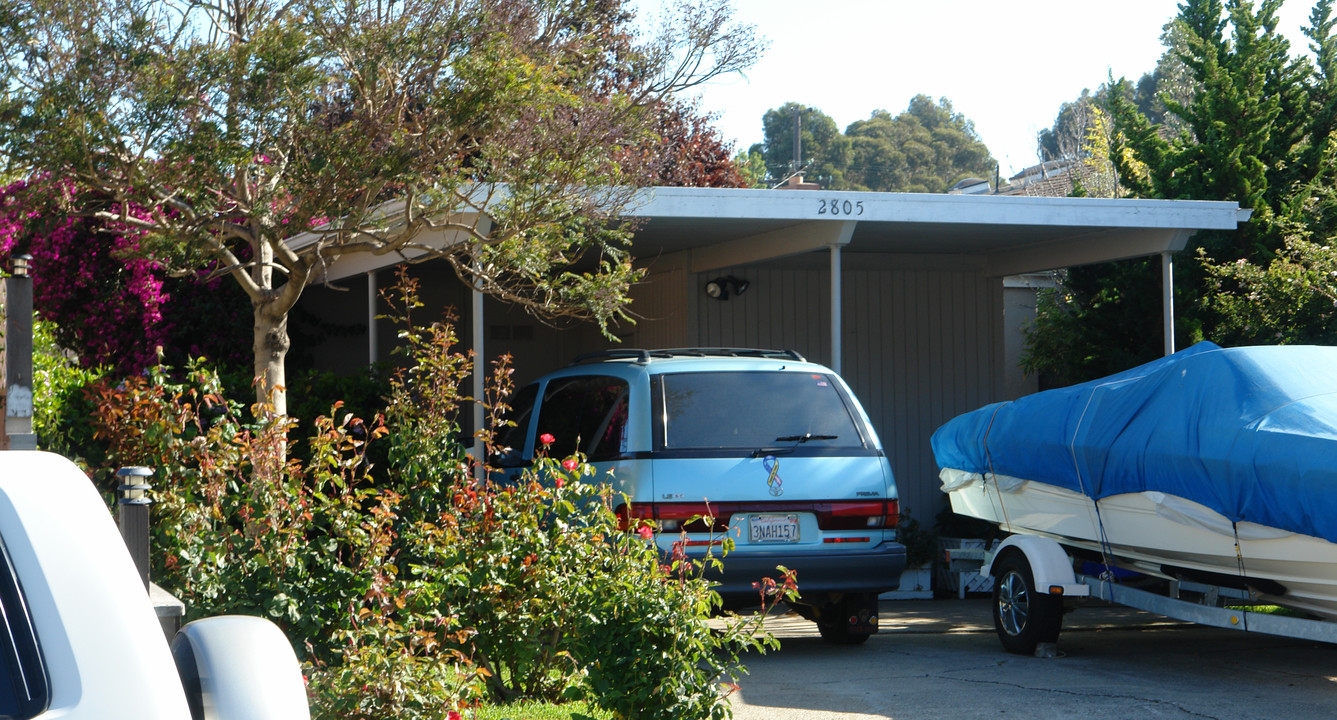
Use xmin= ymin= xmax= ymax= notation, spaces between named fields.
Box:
xmin=844 ymin=95 xmax=994 ymax=193
xmin=748 ymin=102 xmax=849 ymax=187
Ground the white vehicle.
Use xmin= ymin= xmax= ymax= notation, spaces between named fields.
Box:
xmin=0 ymin=451 xmax=309 ymax=719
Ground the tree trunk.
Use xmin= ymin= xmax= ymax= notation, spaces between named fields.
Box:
xmin=252 ymin=300 xmax=290 ymax=417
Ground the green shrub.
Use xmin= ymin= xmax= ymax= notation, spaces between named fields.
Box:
xmin=402 ymin=457 xmax=785 ymax=719
xmin=32 ymin=315 xmax=105 ymax=467
xmin=80 ymin=270 xmax=788 ymax=720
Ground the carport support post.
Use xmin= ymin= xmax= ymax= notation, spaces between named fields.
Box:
xmin=1161 ymin=251 xmax=1174 ymax=356
xmin=367 ymin=271 xmax=378 ymax=365
xmin=830 ymin=243 xmax=842 ymax=374
xmin=473 ymin=280 xmax=485 ymax=478
xmin=827 ymin=221 xmax=856 ymax=374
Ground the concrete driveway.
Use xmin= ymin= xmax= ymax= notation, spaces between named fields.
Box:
xmin=728 ymin=598 xmax=1337 ymax=720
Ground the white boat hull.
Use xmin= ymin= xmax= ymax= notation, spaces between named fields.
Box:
xmin=942 ymin=469 xmax=1337 ymax=621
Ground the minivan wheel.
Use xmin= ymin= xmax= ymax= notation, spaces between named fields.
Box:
xmin=817 ymin=618 xmax=872 ymax=644
xmin=814 ymin=594 xmax=876 ymax=645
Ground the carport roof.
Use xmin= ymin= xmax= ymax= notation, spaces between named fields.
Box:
xmin=307 ymin=185 xmax=1249 ymax=283
xmin=624 ymin=187 xmax=1249 ymax=277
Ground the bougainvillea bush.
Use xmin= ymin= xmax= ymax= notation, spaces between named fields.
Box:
xmin=0 ymin=178 xmax=250 ymax=376
xmin=83 ymin=277 xmax=787 ymax=720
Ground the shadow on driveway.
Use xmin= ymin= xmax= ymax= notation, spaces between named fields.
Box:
xmin=728 ymin=598 xmax=1337 ymax=720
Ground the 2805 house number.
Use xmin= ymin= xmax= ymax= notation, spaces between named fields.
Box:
xmin=817 ymin=198 xmax=865 ymax=216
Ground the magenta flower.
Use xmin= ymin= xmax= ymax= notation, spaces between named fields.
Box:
xmin=540 ymin=433 xmax=555 ymax=445
xmin=637 ymin=525 xmax=654 ymax=540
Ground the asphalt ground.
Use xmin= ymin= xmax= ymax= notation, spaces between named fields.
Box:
xmin=726 ymin=598 xmax=1337 ymax=720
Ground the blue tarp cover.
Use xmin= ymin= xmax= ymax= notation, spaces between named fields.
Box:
xmin=931 ymin=342 xmax=1337 ymax=543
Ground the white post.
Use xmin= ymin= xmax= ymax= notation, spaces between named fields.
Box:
xmin=473 ymin=277 xmax=486 ymax=475
xmin=830 ymin=243 xmax=842 ymax=373
xmin=1162 ymin=251 xmax=1175 ymax=357
xmin=367 ymin=271 xmax=378 ymax=365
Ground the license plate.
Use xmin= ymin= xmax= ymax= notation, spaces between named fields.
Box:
xmin=750 ymin=514 xmax=800 ymax=543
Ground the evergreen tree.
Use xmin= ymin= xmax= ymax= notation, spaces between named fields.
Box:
xmin=1025 ymin=0 xmax=1337 ymax=384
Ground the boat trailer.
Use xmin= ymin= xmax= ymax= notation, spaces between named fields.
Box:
xmin=954 ymin=535 xmax=1337 ymax=655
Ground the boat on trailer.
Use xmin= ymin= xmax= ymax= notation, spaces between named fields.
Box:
xmin=931 ymin=342 xmax=1337 ymax=652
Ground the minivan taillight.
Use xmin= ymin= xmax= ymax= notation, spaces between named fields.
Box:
xmin=822 ymin=500 xmax=899 ymax=529
xmin=616 ymin=500 xmax=899 ymax=532
xmin=614 ymin=502 xmax=731 ymax=533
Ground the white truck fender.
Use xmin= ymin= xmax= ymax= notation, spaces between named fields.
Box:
xmin=981 ymin=535 xmax=1090 ymax=598
xmin=172 ymin=615 xmax=311 ymax=720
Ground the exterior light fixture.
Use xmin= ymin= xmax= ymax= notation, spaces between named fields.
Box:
xmin=116 ymin=466 xmax=155 ymax=590
xmin=704 ymin=276 xmax=750 ymax=301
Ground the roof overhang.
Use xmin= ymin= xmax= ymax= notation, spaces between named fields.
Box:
xmin=625 ymin=187 xmax=1248 ymax=277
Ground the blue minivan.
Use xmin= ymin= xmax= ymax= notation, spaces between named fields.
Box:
xmin=493 ymin=348 xmax=907 ymax=643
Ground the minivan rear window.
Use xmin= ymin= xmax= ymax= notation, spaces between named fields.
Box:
xmin=655 ymin=371 xmax=865 ymax=451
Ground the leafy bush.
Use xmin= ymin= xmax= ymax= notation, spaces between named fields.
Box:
xmin=80 ymin=272 xmax=787 ymax=720
xmin=402 ymin=459 xmax=783 ymax=719
xmin=32 ymin=315 xmax=105 ymax=466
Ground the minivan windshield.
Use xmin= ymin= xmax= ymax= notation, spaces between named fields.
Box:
xmin=656 ymin=371 xmax=865 ymax=450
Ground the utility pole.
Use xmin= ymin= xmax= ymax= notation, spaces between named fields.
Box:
xmin=792 ymin=111 xmax=803 ymax=176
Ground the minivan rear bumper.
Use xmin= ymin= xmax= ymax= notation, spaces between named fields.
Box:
xmin=697 ymin=541 xmax=907 ymax=603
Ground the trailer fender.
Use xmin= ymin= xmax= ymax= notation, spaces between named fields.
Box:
xmin=982 ymin=536 xmax=1090 ymax=598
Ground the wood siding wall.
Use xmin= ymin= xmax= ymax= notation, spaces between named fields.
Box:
xmin=693 ymin=258 xmax=1004 ymax=520
xmin=622 ymin=266 xmax=691 ymax=350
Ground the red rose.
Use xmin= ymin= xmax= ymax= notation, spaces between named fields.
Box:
xmin=540 ymin=433 xmax=555 ymax=445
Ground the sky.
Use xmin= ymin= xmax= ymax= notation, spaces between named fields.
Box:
xmin=638 ymin=0 xmax=1319 ymax=178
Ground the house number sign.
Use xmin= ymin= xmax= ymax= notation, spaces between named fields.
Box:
xmin=816 ymin=198 xmax=865 ymax=216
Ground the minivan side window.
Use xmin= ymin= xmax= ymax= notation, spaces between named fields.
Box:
xmin=535 ymin=376 xmax=629 ymax=462
xmin=656 ymin=371 xmax=866 ymax=451
xmin=493 ymin=383 xmax=539 ymax=467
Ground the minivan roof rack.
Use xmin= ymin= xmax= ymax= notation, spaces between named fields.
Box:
xmin=569 ymin=348 xmax=807 ymax=365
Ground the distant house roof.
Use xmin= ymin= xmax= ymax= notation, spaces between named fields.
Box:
xmin=998 ymin=158 xmax=1105 ymax=198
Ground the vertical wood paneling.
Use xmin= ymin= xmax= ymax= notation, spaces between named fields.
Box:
xmin=626 ymin=267 xmax=689 ymax=349
xmin=840 ymin=265 xmax=1002 ymax=522
xmin=693 ymin=259 xmax=1003 ymax=523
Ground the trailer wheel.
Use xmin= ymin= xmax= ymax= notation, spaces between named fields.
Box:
xmin=993 ymin=553 xmax=1062 ymax=655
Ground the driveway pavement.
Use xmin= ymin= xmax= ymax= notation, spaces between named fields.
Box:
xmin=728 ymin=598 xmax=1337 ymax=720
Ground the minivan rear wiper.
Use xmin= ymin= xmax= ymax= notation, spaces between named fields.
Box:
xmin=775 ymin=433 xmax=838 ymax=443
xmin=752 ymin=433 xmax=838 ymax=457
